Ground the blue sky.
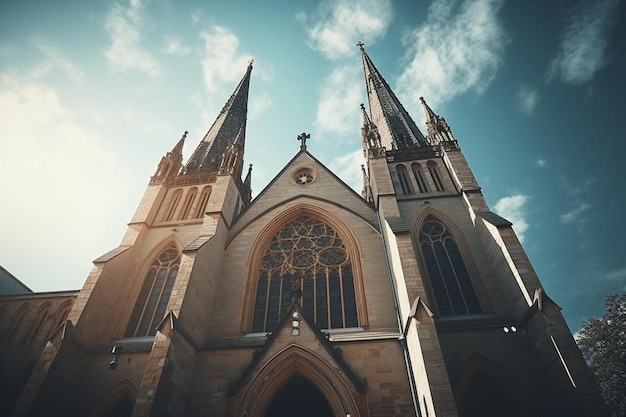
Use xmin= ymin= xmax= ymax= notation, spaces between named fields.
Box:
xmin=1 ymin=0 xmax=624 ymax=331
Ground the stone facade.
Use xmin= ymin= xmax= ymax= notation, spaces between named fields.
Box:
xmin=0 ymin=49 xmax=607 ymax=417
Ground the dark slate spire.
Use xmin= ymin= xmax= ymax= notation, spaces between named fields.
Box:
xmin=184 ymin=62 xmax=253 ymax=174
xmin=420 ymin=96 xmax=455 ymax=145
xmin=358 ymin=43 xmax=429 ymax=150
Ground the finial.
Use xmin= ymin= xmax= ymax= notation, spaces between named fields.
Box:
xmin=248 ymin=58 xmax=255 ymax=67
xmin=357 ymin=41 xmax=365 ymax=50
xmin=183 ymin=130 xmax=188 ymax=138
xmin=297 ymin=132 xmax=310 ymax=151
xmin=360 ymin=103 xmax=365 ymax=110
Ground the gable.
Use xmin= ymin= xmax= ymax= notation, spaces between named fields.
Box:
xmin=229 ymin=151 xmax=378 ymax=241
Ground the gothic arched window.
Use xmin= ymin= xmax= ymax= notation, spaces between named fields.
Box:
xmin=125 ymin=247 xmax=180 ymax=337
xmin=396 ymin=164 xmax=413 ymax=194
xmin=419 ymin=216 xmax=481 ymax=316
xmin=26 ymin=303 xmax=50 ymax=345
xmin=165 ymin=190 xmax=183 ymax=221
xmin=7 ymin=304 xmax=29 ymax=343
xmin=427 ymin=161 xmax=445 ymax=191
xmin=411 ymin=163 xmax=430 ymax=193
xmin=180 ymin=187 xmax=197 ymax=220
xmin=252 ymin=216 xmax=358 ymax=333
xmin=195 ymin=186 xmax=212 ymax=218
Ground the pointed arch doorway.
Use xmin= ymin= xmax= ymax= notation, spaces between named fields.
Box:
xmin=263 ymin=375 xmax=334 ymax=417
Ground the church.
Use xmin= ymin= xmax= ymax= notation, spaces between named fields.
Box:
xmin=0 ymin=45 xmax=608 ymax=416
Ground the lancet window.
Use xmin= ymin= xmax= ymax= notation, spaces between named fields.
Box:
xmin=411 ymin=163 xmax=430 ymax=193
xmin=419 ymin=215 xmax=481 ymax=316
xmin=396 ymin=164 xmax=413 ymax=194
xmin=427 ymin=162 xmax=445 ymax=191
xmin=180 ymin=188 xmax=197 ymax=219
xmin=26 ymin=304 xmax=50 ymax=344
xmin=252 ymin=216 xmax=358 ymax=333
xmin=165 ymin=190 xmax=183 ymax=221
xmin=195 ymin=186 xmax=211 ymax=218
xmin=125 ymin=247 xmax=180 ymax=337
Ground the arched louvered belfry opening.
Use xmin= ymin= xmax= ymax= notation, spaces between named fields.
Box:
xmin=250 ymin=215 xmax=359 ymax=333
xmin=418 ymin=214 xmax=482 ymax=316
xmin=125 ymin=245 xmax=181 ymax=337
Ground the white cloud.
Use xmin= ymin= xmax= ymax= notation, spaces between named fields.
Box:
xmin=315 ymin=64 xmax=363 ymax=137
xmin=104 ymin=0 xmax=160 ymax=76
xmin=250 ymin=93 xmax=273 ymax=121
xmin=121 ymin=108 xmax=171 ymax=134
xmin=30 ymin=41 xmax=86 ymax=83
xmin=561 ymin=177 xmax=595 ymax=196
xmin=494 ymin=194 xmax=530 ymax=242
xmin=0 ymin=78 xmax=121 ymax=289
xmin=547 ymin=0 xmax=621 ymax=84
xmin=200 ymin=26 xmax=249 ymax=94
xmin=535 ymin=158 xmax=547 ymax=167
xmin=305 ymin=0 xmax=393 ymax=60
xmin=397 ymin=0 xmax=507 ymax=110
xmin=599 ymin=267 xmax=626 ymax=283
xmin=560 ymin=202 xmax=592 ymax=224
xmin=161 ymin=36 xmax=191 ymax=56
xmin=329 ymin=149 xmax=366 ymax=192
xmin=516 ymin=85 xmax=539 ymax=115
xmin=305 ymin=1 xmax=392 ymax=138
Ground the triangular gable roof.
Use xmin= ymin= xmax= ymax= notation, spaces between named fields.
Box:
xmin=251 ymin=149 xmax=369 ymax=209
xmin=229 ymin=149 xmax=379 ymax=243
xmin=228 ymin=301 xmax=366 ymax=396
xmin=0 ymin=265 xmax=32 ymax=294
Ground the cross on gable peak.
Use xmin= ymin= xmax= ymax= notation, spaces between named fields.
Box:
xmin=297 ymin=132 xmax=310 ymax=151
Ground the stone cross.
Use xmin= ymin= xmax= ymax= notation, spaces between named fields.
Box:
xmin=297 ymin=132 xmax=310 ymax=151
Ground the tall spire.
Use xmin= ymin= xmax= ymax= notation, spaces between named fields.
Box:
xmin=420 ymin=96 xmax=455 ymax=145
xmin=358 ymin=43 xmax=429 ymax=150
xmin=184 ymin=61 xmax=253 ymax=174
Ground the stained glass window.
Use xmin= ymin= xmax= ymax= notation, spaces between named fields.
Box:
xmin=252 ymin=216 xmax=358 ymax=332
xmin=125 ymin=247 xmax=180 ymax=337
xmin=419 ymin=216 xmax=481 ymax=316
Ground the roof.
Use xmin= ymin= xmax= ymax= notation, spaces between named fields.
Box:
xmin=0 ymin=265 xmax=32 ymax=295
xmin=183 ymin=63 xmax=253 ymax=174
xmin=359 ymin=44 xmax=429 ymax=150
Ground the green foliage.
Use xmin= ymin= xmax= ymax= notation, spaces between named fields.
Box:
xmin=578 ymin=293 xmax=626 ymax=417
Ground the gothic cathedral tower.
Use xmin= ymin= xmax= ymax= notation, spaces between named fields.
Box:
xmin=357 ymin=44 xmax=606 ymax=416
xmin=5 ymin=49 xmax=606 ymax=417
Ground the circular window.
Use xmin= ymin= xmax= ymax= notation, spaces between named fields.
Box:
xmin=293 ymin=169 xmax=315 ymax=185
